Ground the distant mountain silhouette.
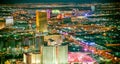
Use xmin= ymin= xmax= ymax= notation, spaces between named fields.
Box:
xmin=1 ymin=0 xmax=120 ymax=4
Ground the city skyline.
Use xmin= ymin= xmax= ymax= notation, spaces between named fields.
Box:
xmin=0 ymin=1 xmax=120 ymax=64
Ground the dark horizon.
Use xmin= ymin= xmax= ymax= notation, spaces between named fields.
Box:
xmin=1 ymin=0 xmax=120 ymax=4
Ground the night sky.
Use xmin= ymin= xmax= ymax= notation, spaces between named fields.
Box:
xmin=0 ymin=0 xmax=120 ymax=4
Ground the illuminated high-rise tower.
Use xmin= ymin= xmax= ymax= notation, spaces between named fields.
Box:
xmin=46 ymin=9 xmax=51 ymax=19
xmin=91 ymin=5 xmax=95 ymax=12
xmin=42 ymin=46 xmax=68 ymax=64
xmin=0 ymin=18 xmax=5 ymax=30
xmin=36 ymin=10 xmax=48 ymax=33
